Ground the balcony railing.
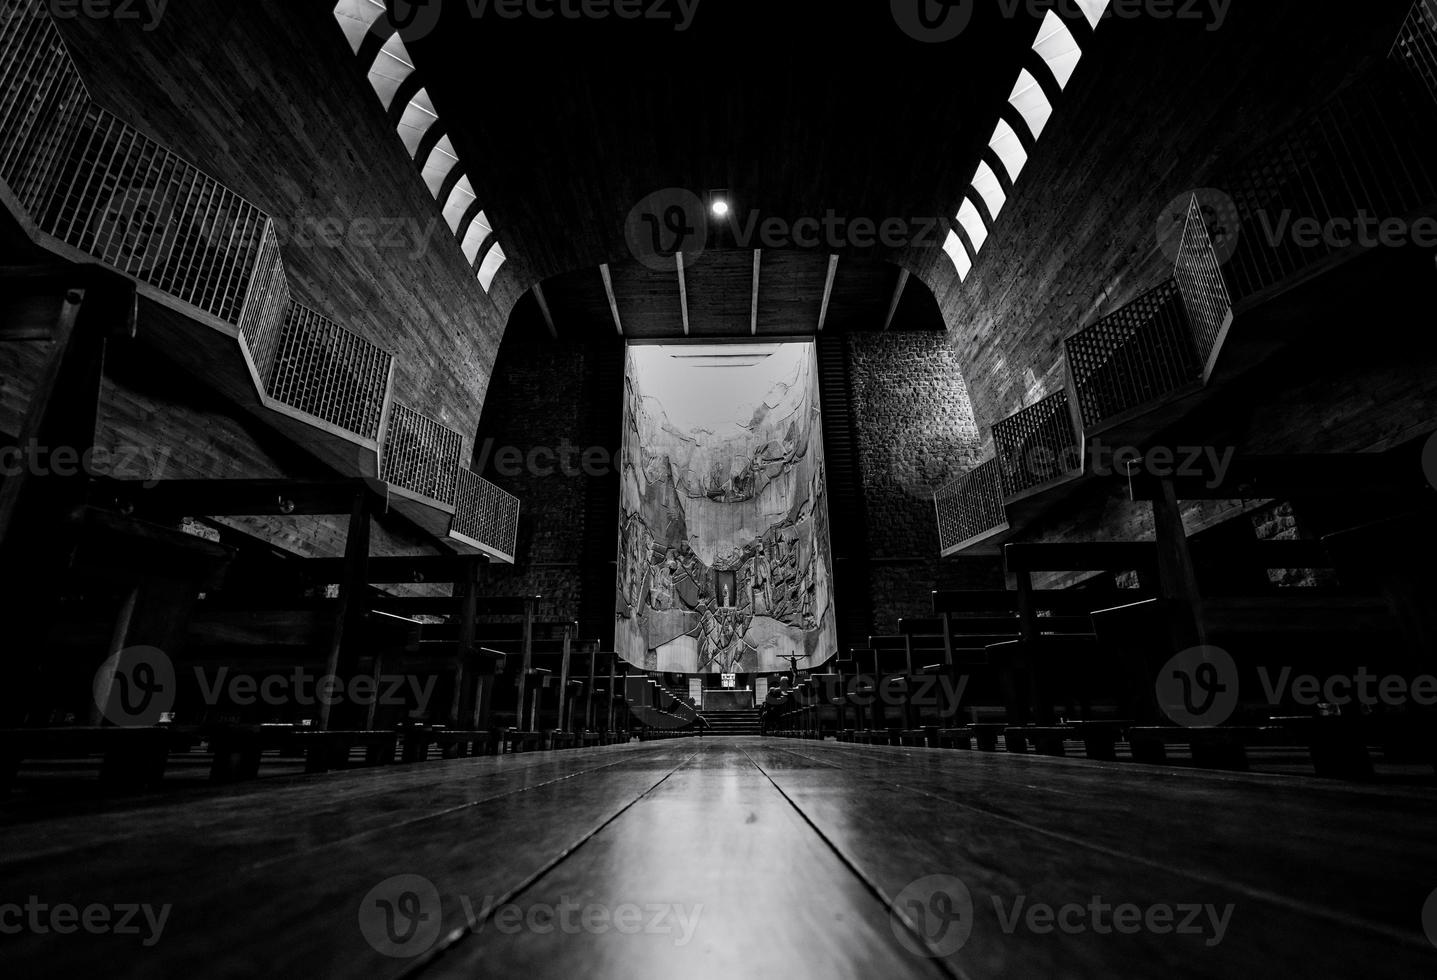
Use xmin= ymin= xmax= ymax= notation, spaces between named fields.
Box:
xmin=992 ymin=390 xmax=1082 ymax=499
xmin=935 ymin=458 xmax=1009 ymax=557
xmin=381 ymin=403 xmax=463 ymax=506
xmin=1 ymin=2 xmax=522 ymax=562
xmin=453 ymin=467 xmax=521 ymax=563
xmin=1392 ymin=0 xmax=1437 ymax=105
xmin=1066 ymin=279 xmax=1203 ymax=432
xmin=1174 ymin=194 xmax=1234 ymax=375
xmin=0 ymin=0 xmax=88 ymax=216
xmin=1220 ymin=67 xmax=1437 ymax=304
xmin=266 ymin=302 xmax=392 ymax=442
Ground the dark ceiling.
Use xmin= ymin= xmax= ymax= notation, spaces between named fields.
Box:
xmin=400 ymin=0 xmax=1049 ymax=337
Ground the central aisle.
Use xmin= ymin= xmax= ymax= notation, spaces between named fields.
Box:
xmin=2 ymin=739 xmax=1434 ymax=978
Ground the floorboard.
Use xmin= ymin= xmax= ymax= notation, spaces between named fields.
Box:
xmin=1 ymin=738 xmax=1434 ymax=978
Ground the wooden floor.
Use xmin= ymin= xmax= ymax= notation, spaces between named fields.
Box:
xmin=3 ymin=738 xmax=1436 ymax=978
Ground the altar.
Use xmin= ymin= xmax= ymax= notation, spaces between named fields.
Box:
xmin=702 ymin=689 xmax=754 ymax=711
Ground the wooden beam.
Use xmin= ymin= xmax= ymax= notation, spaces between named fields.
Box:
xmin=1122 ymin=452 xmax=1431 ymax=502
xmin=676 ymin=251 xmax=690 ymax=336
xmin=532 ymin=282 xmax=558 ymax=340
xmin=599 ymin=263 xmax=623 ymax=336
xmin=816 ymin=254 xmax=839 ymax=333
xmin=105 ymin=478 xmax=391 ymax=519
xmin=882 ymin=268 xmax=910 ymax=332
xmin=750 ymin=249 xmax=762 ymax=336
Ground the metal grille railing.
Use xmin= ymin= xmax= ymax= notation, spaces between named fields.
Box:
xmin=1174 ymin=195 xmax=1233 ymax=370
xmin=237 ymin=220 xmax=290 ymax=384
xmin=1392 ymin=0 xmax=1437 ymax=105
xmin=267 ymin=301 xmax=392 ymax=440
xmin=992 ymin=390 xmax=1082 ymax=498
xmin=1220 ymin=69 xmax=1437 ymax=303
xmin=0 ymin=0 xmax=88 ymax=216
xmin=42 ymin=104 xmax=273 ymax=326
xmin=453 ymin=467 xmax=520 ymax=561
xmin=381 ymin=403 xmax=463 ymax=505
xmin=1065 ymin=279 xmax=1202 ymax=431
xmin=935 ymin=458 xmax=1008 ymax=555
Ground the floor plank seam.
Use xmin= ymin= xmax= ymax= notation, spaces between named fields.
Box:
xmin=740 ymin=746 xmax=969 ymax=980
xmin=758 ymin=742 xmax=1433 ymax=952
xmin=403 ymin=749 xmax=702 ymax=978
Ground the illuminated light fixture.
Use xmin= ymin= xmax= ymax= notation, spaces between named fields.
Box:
xmin=711 ymin=198 xmax=730 ymax=218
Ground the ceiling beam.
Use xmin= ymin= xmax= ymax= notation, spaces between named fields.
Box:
xmin=677 ymin=251 xmax=690 ymax=336
xmin=599 ymin=263 xmax=623 ymax=336
xmin=750 ymin=249 xmax=762 ymax=336
xmin=882 ymin=268 xmax=911 ymax=332
xmin=816 ymin=254 xmax=839 ymax=333
xmin=532 ymin=282 xmax=558 ymax=340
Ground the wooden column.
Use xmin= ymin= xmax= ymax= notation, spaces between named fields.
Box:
xmin=606 ymin=652 xmax=616 ymax=734
xmin=449 ymin=557 xmax=482 ymax=727
xmin=585 ymin=643 xmax=597 ymax=731
xmin=319 ymin=491 xmax=371 ymax=731
xmin=1151 ymin=477 xmax=1206 ymax=650
xmin=515 ymin=596 xmax=535 ymax=731
xmin=556 ymin=623 xmax=573 ymax=734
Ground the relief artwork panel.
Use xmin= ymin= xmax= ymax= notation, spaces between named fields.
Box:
xmin=615 ymin=343 xmax=837 ymax=674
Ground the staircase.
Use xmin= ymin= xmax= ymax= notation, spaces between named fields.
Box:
xmin=702 ymin=709 xmax=763 ymax=736
xmin=815 ymin=336 xmax=872 ymax=651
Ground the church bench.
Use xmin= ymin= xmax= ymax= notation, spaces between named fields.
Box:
xmin=1003 ymin=720 xmax=1131 ymax=760
xmin=0 ymin=726 xmax=193 ymax=793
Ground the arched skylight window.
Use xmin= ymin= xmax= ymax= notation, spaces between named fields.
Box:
xmin=333 ymin=0 xmax=386 ymax=54
xmin=332 ymin=2 xmax=509 ymax=295
xmin=1033 ymin=11 xmax=1083 ymax=89
xmin=942 ymin=230 xmax=973 ymax=281
xmin=421 ymin=135 xmax=461 ymax=198
xmin=971 ymin=160 xmax=1006 ymax=221
xmin=938 ymin=6 xmax=1106 ymax=282
xmin=442 ymin=177 xmax=477 ymax=233
xmin=460 ymin=211 xmax=494 ymax=265
xmin=395 ymin=89 xmax=439 ymax=159
xmin=988 ymin=118 xmax=1029 ymax=184
xmin=956 ymin=197 xmax=989 ymax=253
xmin=1008 ymin=69 xmax=1054 ymax=140
xmin=1074 ymin=0 xmax=1111 ymax=29
xmin=477 ymin=243 xmax=507 ymax=292
xmin=367 ymin=34 xmax=414 ymax=111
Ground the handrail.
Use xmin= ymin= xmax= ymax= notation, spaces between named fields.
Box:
xmin=0 ymin=2 xmax=521 ymax=561
xmin=1392 ymin=0 xmax=1437 ymax=105
xmin=992 ymin=390 xmax=1082 ymax=499
xmin=934 ymin=458 xmax=1009 ymax=557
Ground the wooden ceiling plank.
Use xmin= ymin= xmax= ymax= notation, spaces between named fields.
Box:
xmin=677 ymin=251 xmax=690 ymax=337
xmin=882 ymin=268 xmax=911 ymax=332
xmin=750 ymin=249 xmax=762 ymax=337
xmin=599 ymin=263 xmax=624 ymax=336
xmin=816 ymin=254 xmax=839 ymax=333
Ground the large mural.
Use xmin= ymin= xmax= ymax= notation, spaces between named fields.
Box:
xmin=616 ymin=344 xmax=837 ymax=675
